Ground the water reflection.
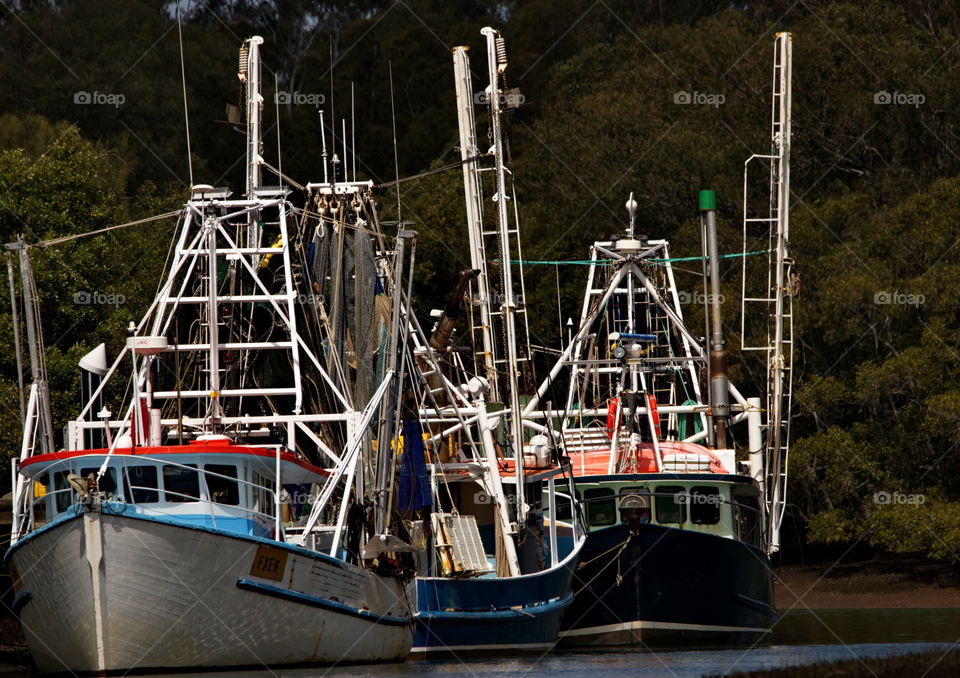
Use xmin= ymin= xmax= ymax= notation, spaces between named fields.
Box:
xmin=774 ymin=608 xmax=960 ymax=645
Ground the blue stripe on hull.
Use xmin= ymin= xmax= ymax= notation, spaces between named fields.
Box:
xmin=413 ymin=593 xmax=573 ymax=654
xmin=416 ymin=555 xmax=576 ymax=611
xmin=236 ymin=579 xmax=412 ymax=626
xmin=561 ymin=522 xmax=775 ymax=646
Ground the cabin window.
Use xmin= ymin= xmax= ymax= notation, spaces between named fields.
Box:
xmin=163 ymin=464 xmax=200 ymax=502
xmin=252 ymin=471 xmax=275 ymax=517
xmin=690 ymin=486 xmax=721 ymax=525
xmin=123 ymin=465 xmax=159 ymax=503
xmin=204 ymin=464 xmax=239 ymax=505
xmin=53 ymin=470 xmax=74 ymax=512
xmin=554 ymin=491 xmax=574 ymax=521
xmin=655 ymin=485 xmax=687 ymax=524
xmin=733 ymin=488 xmax=762 ymax=547
xmin=80 ymin=467 xmax=117 ymax=499
xmin=584 ymin=487 xmax=616 ymax=527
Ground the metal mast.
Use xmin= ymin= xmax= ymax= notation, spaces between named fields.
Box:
xmin=14 ymin=239 xmax=55 ymax=454
xmin=241 ymin=36 xmax=264 ymax=198
xmin=240 ymin=36 xmax=264 ymax=262
xmin=452 ymin=45 xmax=497 ymax=391
xmin=741 ymin=32 xmax=794 ymax=554
xmin=10 ymin=238 xmax=55 ymax=455
xmin=480 ymin=26 xmax=527 ymax=522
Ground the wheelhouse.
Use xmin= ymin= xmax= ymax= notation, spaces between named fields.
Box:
xmin=16 ymin=438 xmax=327 ymax=541
xmin=549 ymin=474 xmax=764 ymax=549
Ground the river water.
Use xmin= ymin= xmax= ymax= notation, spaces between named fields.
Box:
xmin=109 ymin=608 xmax=958 ymax=678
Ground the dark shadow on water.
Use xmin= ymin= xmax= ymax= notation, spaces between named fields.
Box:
xmin=8 ymin=610 xmax=959 ymax=678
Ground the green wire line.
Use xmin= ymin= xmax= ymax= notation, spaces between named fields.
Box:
xmin=506 ymin=250 xmax=768 ymax=266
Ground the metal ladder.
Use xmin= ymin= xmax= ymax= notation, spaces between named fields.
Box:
xmin=740 ymin=32 xmax=794 ymax=554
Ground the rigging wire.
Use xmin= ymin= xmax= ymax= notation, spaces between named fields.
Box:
xmin=389 ymin=60 xmax=401 ymax=221
xmin=176 ymin=3 xmax=194 ymax=187
xmin=261 ymin=159 xmax=305 ymax=191
xmin=30 ymin=211 xmax=183 ymax=249
xmin=378 ymin=153 xmax=491 ymax=189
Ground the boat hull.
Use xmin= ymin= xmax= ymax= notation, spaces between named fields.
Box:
xmin=412 ymin=592 xmax=572 ymax=656
xmin=8 ymin=507 xmax=412 ymax=673
xmin=411 ymin=540 xmax=582 ymax=655
xmin=560 ymin=521 xmax=775 ymax=646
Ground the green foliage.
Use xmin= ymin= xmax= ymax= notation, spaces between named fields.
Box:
xmin=2 ymin=0 xmax=960 ymax=561
xmin=0 ymin=118 xmax=182 ymax=468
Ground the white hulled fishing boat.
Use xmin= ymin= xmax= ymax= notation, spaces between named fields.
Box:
xmin=6 ymin=37 xmax=415 ymax=673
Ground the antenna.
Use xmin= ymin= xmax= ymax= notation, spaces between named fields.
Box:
xmin=275 ymin=71 xmax=282 ymax=189
xmin=319 ymin=109 xmax=329 ymax=184
xmin=389 ymin=60 xmax=402 ymax=220
xmin=342 ymin=118 xmax=347 ymax=183
xmin=329 ymin=38 xmax=338 ymax=182
xmin=351 ymin=81 xmax=357 ymax=181
xmin=176 ymin=3 xmax=194 ymax=187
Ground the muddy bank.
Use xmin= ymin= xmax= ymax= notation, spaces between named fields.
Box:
xmin=776 ymin=556 xmax=960 ymax=609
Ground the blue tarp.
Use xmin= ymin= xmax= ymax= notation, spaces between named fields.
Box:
xmin=397 ymin=418 xmax=432 ymax=512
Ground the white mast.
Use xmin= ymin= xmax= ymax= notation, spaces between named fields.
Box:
xmin=480 ymin=26 xmax=527 ymax=523
xmin=241 ymin=36 xmax=264 ymax=198
xmin=240 ymin=36 xmax=264 ymax=262
xmin=452 ymin=45 xmax=497 ymax=392
xmin=741 ymin=32 xmax=794 ymax=554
